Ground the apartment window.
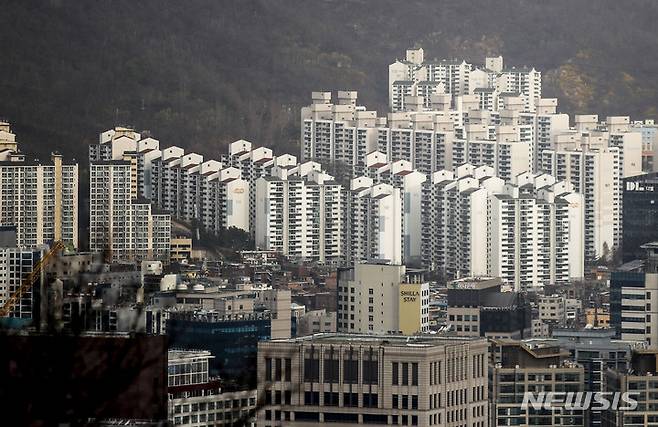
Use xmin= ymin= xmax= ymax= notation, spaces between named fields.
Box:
xmin=363 ymin=393 xmax=378 ymax=408
xmin=412 ymin=395 xmax=418 ymax=409
xmin=392 ymin=394 xmax=399 ymax=409
xmin=304 ymin=391 xmax=319 ymax=405
xmin=402 ymin=395 xmax=409 ymax=409
xmin=402 ymin=363 xmax=409 ymax=385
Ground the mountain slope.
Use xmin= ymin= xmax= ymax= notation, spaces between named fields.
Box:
xmin=2 ymin=0 xmax=658 ymax=160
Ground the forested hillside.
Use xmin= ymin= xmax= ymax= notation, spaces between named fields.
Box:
xmin=2 ymin=0 xmax=658 ymax=160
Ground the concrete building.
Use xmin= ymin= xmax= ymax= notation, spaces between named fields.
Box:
xmin=610 ymin=242 xmax=658 ymax=345
xmin=257 ymin=333 xmax=488 ymax=427
xmin=0 ymin=153 xmax=78 ymax=248
xmin=167 ymin=350 xmax=257 ymax=427
xmin=337 ymin=264 xmax=429 ymax=335
xmin=423 ymin=166 xmax=584 ymax=290
xmin=90 ymin=161 xmax=171 ymax=262
xmin=0 ymin=121 xmax=19 ymax=152
xmin=602 ymin=348 xmax=658 ymax=426
xmin=0 ymin=246 xmax=45 ymax=319
xmin=622 ymin=172 xmax=658 ymax=261
xmin=255 ymin=166 xmax=342 ymax=264
xmin=540 ymin=146 xmax=621 ymax=260
xmin=446 ymin=277 xmax=531 ymax=339
xmin=489 ymin=339 xmax=585 ymax=427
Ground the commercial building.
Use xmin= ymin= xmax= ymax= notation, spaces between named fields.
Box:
xmin=446 ymin=277 xmax=531 ymax=339
xmin=0 ymin=121 xmax=19 ymax=152
xmin=610 ymin=242 xmax=658 ymax=345
xmin=257 ymin=334 xmax=488 ymax=427
xmin=489 ymin=339 xmax=585 ymax=427
xmin=602 ymin=348 xmax=658 ymax=426
xmin=337 ymin=264 xmax=429 ymax=335
xmin=90 ymin=161 xmax=171 ymax=262
xmin=0 ymin=153 xmax=78 ymax=248
xmin=553 ymin=328 xmax=637 ymax=427
xmin=167 ymin=350 xmax=257 ymax=427
xmin=622 ymin=172 xmax=658 ymax=261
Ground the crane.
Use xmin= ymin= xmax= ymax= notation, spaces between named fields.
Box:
xmin=0 ymin=241 xmax=64 ymax=317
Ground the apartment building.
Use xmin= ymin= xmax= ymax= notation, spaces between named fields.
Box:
xmin=255 ymin=165 xmax=342 ymax=264
xmin=257 ymin=334 xmax=488 ymax=427
xmin=0 ymin=153 xmax=79 ymax=248
xmin=423 ymin=165 xmax=584 ymax=290
xmin=336 ymin=263 xmax=429 ymax=335
xmin=90 ymin=161 xmax=171 ymax=262
xmin=0 ymin=246 xmax=45 ymax=319
xmin=489 ymin=339 xmax=585 ymax=427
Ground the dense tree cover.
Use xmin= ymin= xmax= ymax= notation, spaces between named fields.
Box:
xmin=2 ymin=0 xmax=658 ymax=160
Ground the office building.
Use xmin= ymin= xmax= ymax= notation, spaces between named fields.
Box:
xmin=603 ymin=348 xmax=658 ymax=427
xmin=622 ymin=172 xmax=658 ymax=261
xmin=257 ymin=334 xmax=488 ymax=427
xmin=0 ymin=153 xmax=79 ymax=248
xmin=553 ymin=328 xmax=637 ymax=427
xmin=337 ymin=264 xmax=429 ymax=335
xmin=90 ymin=161 xmax=171 ymax=262
xmin=446 ymin=277 xmax=531 ymax=339
xmin=610 ymin=242 xmax=658 ymax=345
xmin=167 ymin=350 xmax=257 ymax=427
xmin=489 ymin=339 xmax=585 ymax=427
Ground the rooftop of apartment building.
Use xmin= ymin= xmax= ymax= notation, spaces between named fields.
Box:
xmin=491 ymin=338 xmax=575 ymax=368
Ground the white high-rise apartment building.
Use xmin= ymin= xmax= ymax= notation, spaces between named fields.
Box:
xmin=540 ymin=145 xmax=621 ymax=260
xmin=255 ymin=164 xmax=342 ymax=264
xmin=90 ymin=127 xmax=161 ymax=199
xmin=389 ymin=48 xmax=541 ymax=112
xmin=90 ymin=161 xmax=170 ymax=262
xmin=345 ymin=156 xmax=426 ymax=266
xmin=300 ymin=91 xmax=380 ymax=175
xmin=423 ymin=164 xmax=584 ymax=291
xmin=0 ymin=153 xmax=79 ymax=248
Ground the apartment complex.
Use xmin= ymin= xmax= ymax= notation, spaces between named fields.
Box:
xmin=423 ymin=165 xmax=584 ymax=290
xmin=255 ymin=164 xmax=342 ymax=264
xmin=0 ymin=153 xmax=78 ymax=248
xmin=90 ymin=161 xmax=171 ymax=262
xmin=257 ymin=334 xmax=488 ymax=427
xmin=336 ymin=264 xmax=429 ymax=335
xmin=388 ymin=48 xmax=541 ymax=112
xmin=489 ymin=339 xmax=585 ymax=427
